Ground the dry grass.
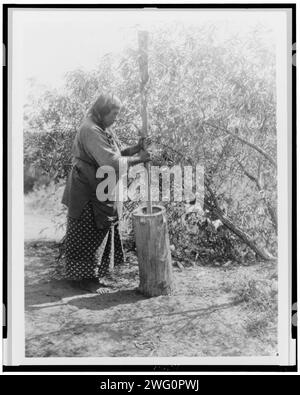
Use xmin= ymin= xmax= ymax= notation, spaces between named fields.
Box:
xmin=221 ymin=271 xmax=278 ymax=341
xmin=25 ymin=239 xmax=278 ymax=357
xmin=24 ymin=187 xmax=278 ymax=357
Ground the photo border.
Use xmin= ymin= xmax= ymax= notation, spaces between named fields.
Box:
xmin=2 ymin=2 xmax=297 ymax=373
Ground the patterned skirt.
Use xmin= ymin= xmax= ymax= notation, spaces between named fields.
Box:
xmin=64 ymin=201 xmax=124 ymax=280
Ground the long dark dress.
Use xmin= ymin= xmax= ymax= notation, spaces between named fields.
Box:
xmin=61 ymin=115 xmax=126 ymax=280
xmin=64 ymin=201 xmax=124 ymax=279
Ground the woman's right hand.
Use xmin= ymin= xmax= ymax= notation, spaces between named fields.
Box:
xmin=139 ymin=149 xmax=151 ymax=163
xmin=137 ymin=136 xmax=152 ymax=151
xmin=126 ymin=150 xmax=152 ymax=168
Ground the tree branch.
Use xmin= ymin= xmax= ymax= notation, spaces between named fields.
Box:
xmin=205 ymin=179 xmax=276 ymax=261
xmin=204 ymin=122 xmax=277 ymax=168
xmin=237 ymin=160 xmax=278 ymax=233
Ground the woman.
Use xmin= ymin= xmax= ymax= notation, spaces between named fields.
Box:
xmin=61 ymin=93 xmax=151 ymax=292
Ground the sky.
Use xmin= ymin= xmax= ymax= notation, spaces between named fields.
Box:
xmin=12 ymin=9 xmax=283 ymax=91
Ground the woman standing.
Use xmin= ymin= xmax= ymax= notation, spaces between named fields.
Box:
xmin=61 ymin=93 xmax=151 ymax=292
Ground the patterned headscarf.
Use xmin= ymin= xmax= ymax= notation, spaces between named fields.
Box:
xmin=88 ymin=93 xmax=122 ymax=129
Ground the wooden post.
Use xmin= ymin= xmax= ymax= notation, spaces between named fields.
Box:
xmin=133 ymin=205 xmax=174 ymax=297
xmin=138 ymin=30 xmax=152 ymax=214
xmin=134 ymin=31 xmax=174 ymax=297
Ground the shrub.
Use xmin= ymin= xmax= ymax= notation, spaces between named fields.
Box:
xmin=24 ymin=24 xmax=277 ymax=262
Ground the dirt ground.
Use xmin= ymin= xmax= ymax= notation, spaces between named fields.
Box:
xmin=25 ymin=213 xmax=278 ymax=358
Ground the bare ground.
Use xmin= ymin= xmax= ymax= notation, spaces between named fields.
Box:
xmin=25 ymin=235 xmax=278 ymax=358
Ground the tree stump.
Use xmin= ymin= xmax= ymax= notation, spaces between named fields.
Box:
xmin=132 ymin=205 xmax=174 ymax=297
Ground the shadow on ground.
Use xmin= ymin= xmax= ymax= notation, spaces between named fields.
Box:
xmin=26 ymin=283 xmax=147 ymax=311
xmin=25 ymin=239 xmax=278 ymax=358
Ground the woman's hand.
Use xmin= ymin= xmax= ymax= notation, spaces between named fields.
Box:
xmin=126 ymin=149 xmax=152 ymax=168
xmin=137 ymin=136 xmax=152 ymax=151
xmin=139 ymin=149 xmax=152 ymax=163
xmin=121 ymin=137 xmax=152 ymax=157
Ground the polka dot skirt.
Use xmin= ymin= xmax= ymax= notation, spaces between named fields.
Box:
xmin=64 ymin=201 xmax=124 ymax=280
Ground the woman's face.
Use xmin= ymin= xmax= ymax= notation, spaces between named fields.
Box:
xmin=103 ymin=108 xmax=120 ymax=127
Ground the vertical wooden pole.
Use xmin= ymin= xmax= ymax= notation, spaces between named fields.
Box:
xmin=138 ymin=30 xmax=152 ymax=214
xmin=134 ymin=31 xmax=174 ymax=297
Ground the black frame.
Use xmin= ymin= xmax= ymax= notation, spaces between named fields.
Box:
xmin=2 ymin=3 xmax=297 ymax=373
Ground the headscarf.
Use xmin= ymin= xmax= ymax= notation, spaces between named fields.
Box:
xmin=88 ymin=93 xmax=122 ymax=129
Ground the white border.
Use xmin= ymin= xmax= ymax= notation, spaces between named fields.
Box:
xmin=6 ymin=6 xmax=293 ymax=366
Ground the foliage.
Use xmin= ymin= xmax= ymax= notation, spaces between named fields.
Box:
xmin=23 ymin=23 xmax=277 ymax=262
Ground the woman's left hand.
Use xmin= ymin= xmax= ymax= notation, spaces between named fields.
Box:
xmin=137 ymin=136 xmax=152 ymax=151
